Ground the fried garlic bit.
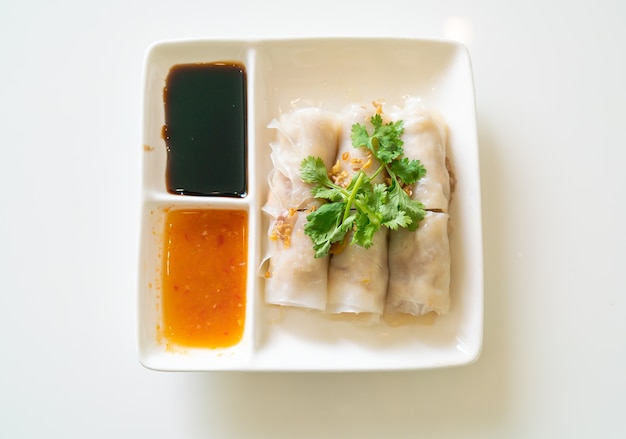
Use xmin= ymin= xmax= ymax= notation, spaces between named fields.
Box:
xmin=270 ymin=212 xmax=294 ymax=248
xmin=350 ymin=157 xmax=363 ymax=171
xmin=372 ymin=100 xmax=385 ymax=114
xmin=331 ymin=149 xmax=375 ymax=186
xmin=331 ymin=159 xmax=351 ymax=187
xmin=402 ymin=184 xmax=413 ymax=197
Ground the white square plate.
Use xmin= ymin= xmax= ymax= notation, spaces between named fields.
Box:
xmin=138 ymin=37 xmax=483 ymax=371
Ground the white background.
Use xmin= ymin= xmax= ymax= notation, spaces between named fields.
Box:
xmin=2 ymin=0 xmax=625 ymax=437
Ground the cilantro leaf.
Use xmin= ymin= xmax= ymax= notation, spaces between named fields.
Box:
xmin=304 ymin=202 xmax=353 ymax=258
xmin=384 ymin=182 xmax=426 ymax=231
xmin=300 ymin=156 xmax=333 ymax=186
xmin=389 ymin=157 xmax=426 ymax=185
xmin=310 ymin=185 xmax=344 ymax=202
xmin=352 ymin=114 xmax=405 ymax=164
xmin=351 ymin=123 xmax=371 ymax=151
xmin=300 ymin=155 xmax=346 ymax=202
xmin=352 ymin=210 xmax=379 ymax=249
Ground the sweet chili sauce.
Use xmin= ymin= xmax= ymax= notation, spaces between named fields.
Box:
xmin=161 ymin=209 xmax=248 ymax=348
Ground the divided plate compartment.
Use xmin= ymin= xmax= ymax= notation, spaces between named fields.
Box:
xmin=138 ymin=38 xmax=483 ymax=371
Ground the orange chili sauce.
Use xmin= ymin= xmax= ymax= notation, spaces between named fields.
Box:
xmin=161 ymin=209 xmax=247 ymax=348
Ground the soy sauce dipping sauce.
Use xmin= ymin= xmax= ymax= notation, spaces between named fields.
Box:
xmin=163 ymin=62 xmax=247 ymax=197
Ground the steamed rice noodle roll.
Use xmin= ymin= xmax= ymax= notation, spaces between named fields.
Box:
xmin=325 ymin=104 xmax=390 ymax=321
xmin=262 ymin=107 xmax=341 ymax=310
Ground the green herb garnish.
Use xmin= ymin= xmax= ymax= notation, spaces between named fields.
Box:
xmin=300 ymin=114 xmax=427 ymax=258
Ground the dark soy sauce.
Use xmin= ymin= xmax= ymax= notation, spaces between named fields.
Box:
xmin=163 ymin=62 xmax=247 ymax=197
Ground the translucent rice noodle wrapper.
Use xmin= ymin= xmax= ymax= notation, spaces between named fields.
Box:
xmin=326 ymin=228 xmax=389 ymax=324
xmin=386 ymin=211 xmax=451 ymax=316
xmin=325 ymin=103 xmax=390 ymax=322
xmin=266 ymin=107 xmax=341 ymax=211
xmin=262 ymin=107 xmax=340 ymax=310
xmin=264 ymin=210 xmax=329 ymax=311
xmin=390 ymin=97 xmax=450 ymax=212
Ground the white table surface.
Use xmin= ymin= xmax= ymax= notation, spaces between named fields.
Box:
xmin=2 ymin=1 xmax=625 ymax=437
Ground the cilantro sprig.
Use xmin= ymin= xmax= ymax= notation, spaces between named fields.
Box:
xmin=300 ymin=114 xmax=427 ymax=258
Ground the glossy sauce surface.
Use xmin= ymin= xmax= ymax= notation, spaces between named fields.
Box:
xmin=161 ymin=209 xmax=247 ymax=348
xmin=163 ymin=62 xmax=247 ymax=197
